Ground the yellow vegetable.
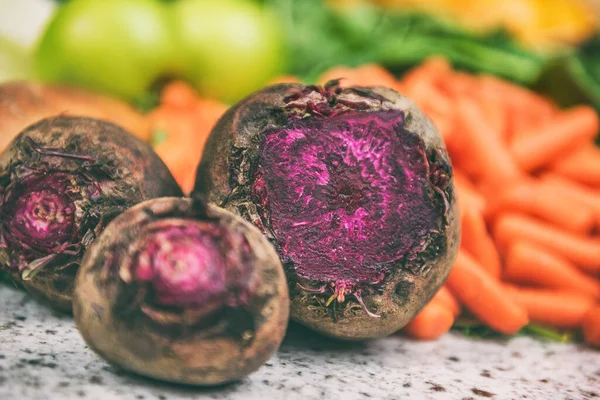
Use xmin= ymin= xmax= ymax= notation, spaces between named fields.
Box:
xmin=354 ymin=0 xmax=598 ymax=51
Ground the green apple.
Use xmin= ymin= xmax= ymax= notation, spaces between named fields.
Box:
xmin=171 ymin=0 xmax=285 ymax=103
xmin=0 ymin=37 xmax=32 ymax=83
xmin=35 ymin=0 xmax=178 ymax=101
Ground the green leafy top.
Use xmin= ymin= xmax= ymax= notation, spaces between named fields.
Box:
xmin=267 ymin=0 xmax=544 ymax=84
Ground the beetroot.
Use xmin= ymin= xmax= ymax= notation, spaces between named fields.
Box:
xmin=73 ymin=197 xmax=289 ymax=385
xmin=195 ymin=82 xmax=460 ymax=340
xmin=0 ymin=116 xmax=182 ymax=311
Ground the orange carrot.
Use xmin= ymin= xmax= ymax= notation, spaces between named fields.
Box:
xmin=434 ymin=286 xmax=461 ymax=317
xmin=453 ymin=170 xmax=486 ymax=212
xmin=460 ymin=208 xmax=502 ymax=278
xmin=493 ymin=213 xmax=600 ymax=272
xmin=149 ymin=84 xmax=227 ymax=194
xmin=452 ymin=169 xmax=479 ymax=190
xmin=552 ymin=145 xmax=600 ymax=187
xmin=437 ymin=71 xmax=475 ymax=98
xmin=474 ymin=91 xmax=507 ymax=142
xmin=403 ymin=298 xmax=455 ymax=340
xmin=318 ymin=64 xmax=399 ymax=89
xmin=401 ymin=57 xmax=452 ymax=90
xmin=405 ymin=79 xmax=453 ymax=118
xmin=479 ymin=75 xmax=555 ymax=117
xmin=426 ymin=112 xmax=454 ymax=145
xmin=510 ymin=106 xmax=599 ymax=172
xmin=504 ymin=242 xmax=600 ymax=299
xmin=446 ymin=251 xmax=529 ymax=335
xmin=582 ymin=306 xmax=600 ymax=347
xmin=540 ymin=174 xmax=600 ymax=227
xmin=455 ymin=97 xmax=522 ymax=185
xmin=503 ymin=90 xmax=555 ymax=143
xmin=504 ymin=286 xmax=595 ymax=328
xmin=151 ymin=109 xmax=201 ymax=194
xmin=485 ymin=180 xmax=596 ymax=234
xmin=161 ymin=80 xmax=199 ymax=110
xmin=355 ymin=64 xmax=401 ymax=90
xmin=455 ymin=185 xmax=486 ymax=216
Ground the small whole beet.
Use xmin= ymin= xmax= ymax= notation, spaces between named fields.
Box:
xmin=0 ymin=116 xmax=182 ymax=311
xmin=73 ymin=197 xmax=289 ymax=385
xmin=195 ymin=82 xmax=460 ymax=340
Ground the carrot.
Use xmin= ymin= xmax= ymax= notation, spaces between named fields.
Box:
xmin=455 ymin=96 xmax=522 ymax=185
xmin=493 ymin=213 xmax=600 ymax=272
xmin=540 ymin=173 xmax=600 ymax=227
xmin=485 ymin=180 xmax=596 ymax=234
xmin=474 ymin=91 xmax=507 ymax=142
xmin=160 ymin=80 xmax=199 ymax=110
xmin=434 ymin=286 xmax=461 ymax=317
xmin=151 ymin=109 xmax=201 ymax=194
xmin=504 ymin=242 xmax=600 ymax=299
xmin=510 ymin=106 xmax=599 ymax=172
xmin=401 ymin=57 xmax=451 ymax=90
xmin=582 ymin=306 xmax=600 ymax=347
xmin=552 ymin=145 xmax=600 ymax=187
xmin=426 ymin=112 xmax=454 ymax=145
xmin=504 ymin=286 xmax=595 ymax=328
xmin=318 ymin=64 xmax=399 ymax=89
xmin=405 ymin=79 xmax=453 ymax=118
xmin=453 ymin=169 xmax=479 ymax=191
xmin=460 ymin=208 xmax=502 ymax=278
xmin=501 ymin=88 xmax=555 ymax=143
xmin=446 ymin=251 xmax=529 ymax=335
xmin=149 ymin=84 xmax=228 ymax=194
xmin=403 ymin=298 xmax=455 ymax=340
xmin=478 ymin=75 xmax=555 ymax=117
xmin=437 ymin=71 xmax=475 ymax=98
xmin=455 ymin=185 xmax=485 ymax=215
xmin=355 ymin=64 xmax=401 ymax=90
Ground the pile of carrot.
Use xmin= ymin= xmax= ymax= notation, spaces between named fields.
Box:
xmin=326 ymin=59 xmax=600 ymax=346
xmin=148 ymin=81 xmax=229 ymax=194
xmin=151 ymin=60 xmax=600 ymax=347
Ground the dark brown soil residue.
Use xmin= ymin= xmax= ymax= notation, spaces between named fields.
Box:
xmin=427 ymin=381 xmax=446 ymax=392
xmin=472 ymin=388 xmax=495 ymax=398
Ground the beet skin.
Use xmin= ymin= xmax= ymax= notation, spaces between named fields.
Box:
xmin=0 ymin=116 xmax=182 ymax=311
xmin=194 ymin=82 xmax=460 ymax=340
xmin=74 ymin=197 xmax=289 ymax=385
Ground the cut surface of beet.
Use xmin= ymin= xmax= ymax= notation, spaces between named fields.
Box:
xmin=251 ymin=110 xmax=444 ymax=290
xmin=1 ymin=173 xmax=79 ymax=259
xmin=133 ymin=220 xmax=229 ymax=308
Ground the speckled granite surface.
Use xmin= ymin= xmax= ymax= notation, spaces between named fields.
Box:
xmin=0 ymin=284 xmax=599 ymax=400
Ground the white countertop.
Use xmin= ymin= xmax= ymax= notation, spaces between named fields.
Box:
xmin=1 ymin=284 xmax=599 ymax=400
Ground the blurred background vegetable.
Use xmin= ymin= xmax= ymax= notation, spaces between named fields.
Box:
xmin=10 ymin=0 xmax=596 ymax=105
xmin=270 ymin=0 xmax=545 ymax=84
xmin=362 ymin=0 xmax=598 ymax=51
xmin=34 ymin=0 xmax=284 ymax=103
xmin=171 ymin=0 xmax=284 ymax=103
xmin=538 ymin=34 xmax=600 ymax=112
xmin=0 ymin=37 xmax=32 ymax=83
xmin=35 ymin=0 xmax=180 ymax=101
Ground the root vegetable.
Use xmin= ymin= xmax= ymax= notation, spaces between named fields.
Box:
xmin=0 ymin=116 xmax=181 ymax=311
xmin=0 ymin=81 xmax=150 ymax=151
xmin=73 ymin=197 xmax=289 ymax=385
xmin=195 ymin=82 xmax=460 ymax=340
